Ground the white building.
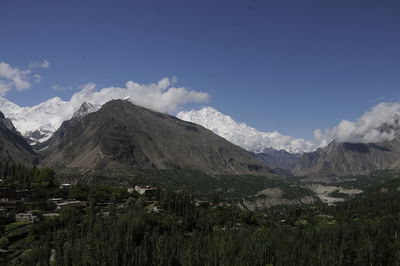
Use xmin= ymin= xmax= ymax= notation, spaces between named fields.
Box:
xmin=134 ymin=185 xmax=156 ymax=195
xmin=15 ymin=211 xmax=38 ymax=222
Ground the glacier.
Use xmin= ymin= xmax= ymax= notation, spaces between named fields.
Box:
xmin=0 ymin=96 xmax=100 ymax=144
xmin=177 ymin=107 xmax=318 ymax=154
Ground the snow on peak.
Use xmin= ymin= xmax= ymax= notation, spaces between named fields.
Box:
xmin=0 ymin=96 xmax=20 ymax=113
xmin=72 ymin=102 xmax=101 ymax=119
xmin=0 ymin=97 xmax=101 ymax=144
xmin=177 ymin=107 xmax=317 ymax=154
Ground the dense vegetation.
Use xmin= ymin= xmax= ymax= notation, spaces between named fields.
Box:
xmin=58 ymin=168 xmax=312 ymax=201
xmin=0 ymin=161 xmax=58 ymax=190
xmin=3 ymin=177 xmax=398 ymax=265
xmin=2 ymin=163 xmax=400 ymax=265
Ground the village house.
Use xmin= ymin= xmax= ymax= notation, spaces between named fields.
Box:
xmin=133 ymin=185 xmax=156 ymax=195
xmin=148 ymin=205 xmax=164 ymax=213
xmin=56 ymin=200 xmax=86 ymax=210
xmin=15 ymin=211 xmax=39 ymax=222
xmin=59 ymin=183 xmax=72 ymax=189
xmin=49 ymin=198 xmax=64 ymax=204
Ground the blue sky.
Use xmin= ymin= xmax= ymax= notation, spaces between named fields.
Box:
xmin=1 ymin=0 xmax=399 ymax=140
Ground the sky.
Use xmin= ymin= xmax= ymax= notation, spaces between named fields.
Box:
xmin=0 ymin=0 xmax=400 ymax=140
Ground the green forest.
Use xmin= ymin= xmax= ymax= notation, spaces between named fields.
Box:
xmin=1 ymin=162 xmax=400 ymax=265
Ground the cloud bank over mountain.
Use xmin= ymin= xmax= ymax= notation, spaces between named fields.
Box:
xmin=178 ymin=102 xmax=400 ymax=154
xmin=71 ymin=77 xmax=209 ymax=113
xmin=314 ymin=102 xmax=400 ymax=146
xmin=0 ymin=64 xmax=398 ymax=154
xmin=0 ymin=77 xmax=209 ymax=142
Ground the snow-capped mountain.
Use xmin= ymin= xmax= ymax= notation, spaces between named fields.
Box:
xmin=0 ymin=94 xmax=317 ymax=153
xmin=0 ymin=96 xmax=100 ymax=144
xmin=72 ymin=102 xmax=101 ymax=119
xmin=177 ymin=107 xmax=318 ymax=154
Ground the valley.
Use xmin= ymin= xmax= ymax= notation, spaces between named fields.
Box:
xmin=0 ymin=97 xmax=399 ymax=265
xmin=2 ymin=2 xmax=400 ymax=265
xmin=1 ymin=161 xmax=400 ymax=265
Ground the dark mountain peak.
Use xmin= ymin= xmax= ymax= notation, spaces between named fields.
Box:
xmin=100 ymin=99 xmax=138 ymax=112
xmin=100 ymin=99 xmax=169 ymax=119
xmin=0 ymin=112 xmax=36 ymax=164
xmin=292 ymin=137 xmax=400 ymax=177
xmin=42 ymin=100 xmax=272 ymax=176
xmin=0 ymin=111 xmax=20 ymax=134
xmin=104 ymin=98 xmax=130 ymax=106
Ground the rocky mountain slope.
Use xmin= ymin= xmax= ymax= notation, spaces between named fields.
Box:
xmin=254 ymin=148 xmax=301 ymax=170
xmin=0 ymin=111 xmax=36 ymax=164
xmin=40 ymin=100 xmax=272 ymax=176
xmin=292 ymin=138 xmax=400 ymax=176
xmin=35 ymin=102 xmax=99 ymax=151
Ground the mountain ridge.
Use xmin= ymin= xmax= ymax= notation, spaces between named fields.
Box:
xmin=40 ymin=100 xmax=273 ymax=176
xmin=177 ymin=107 xmax=317 ymax=154
xmin=255 ymin=148 xmax=301 ymax=170
xmin=292 ymin=137 xmax=400 ymax=176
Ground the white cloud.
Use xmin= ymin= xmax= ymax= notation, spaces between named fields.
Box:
xmin=0 ymin=60 xmax=49 ymax=96
xmin=4 ymin=67 xmax=397 ymax=151
xmin=314 ymin=102 xmax=400 ymax=146
xmin=0 ymin=62 xmax=31 ymax=94
xmin=67 ymin=77 xmax=209 ymax=113
xmin=178 ymin=102 xmax=400 ymax=154
xmin=29 ymin=60 xmax=50 ymax=69
xmin=52 ymin=85 xmax=66 ymax=91
xmin=52 ymin=84 xmax=77 ymax=91
xmin=0 ymin=77 xmax=210 ymax=141
xmin=0 ymin=81 xmax=11 ymax=96
xmin=33 ymin=74 xmax=42 ymax=83
xmin=41 ymin=60 xmax=50 ymax=69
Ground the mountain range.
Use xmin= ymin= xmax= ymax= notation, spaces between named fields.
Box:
xmin=39 ymin=100 xmax=271 ymax=175
xmin=177 ymin=107 xmax=317 ymax=154
xmin=255 ymin=148 xmax=301 ymax=170
xmin=178 ymin=106 xmax=400 ymax=176
xmin=292 ymin=138 xmax=400 ymax=176
xmin=0 ymin=97 xmax=316 ymax=155
xmin=0 ymin=96 xmax=100 ymax=145
xmin=0 ymin=96 xmax=400 ymax=178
